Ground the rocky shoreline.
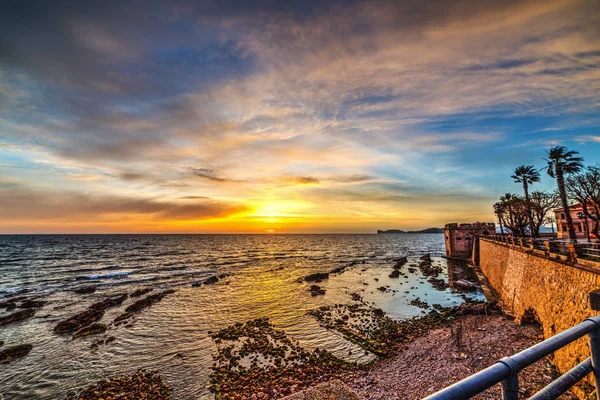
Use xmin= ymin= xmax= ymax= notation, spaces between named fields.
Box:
xmin=1 ymin=253 xmax=495 ymax=399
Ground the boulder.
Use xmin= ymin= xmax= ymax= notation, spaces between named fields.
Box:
xmin=74 ymin=323 xmax=107 ymax=338
xmin=0 ymin=308 xmax=35 ymax=326
xmin=304 ymin=273 xmax=329 ymax=283
xmin=54 ymin=309 xmax=104 ymax=333
xmin=0 ymin=344 xmax=33 ymax=363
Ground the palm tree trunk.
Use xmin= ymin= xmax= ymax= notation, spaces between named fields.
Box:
xmin=556 ymin=168 xmax=577 ymax=240
xmin=522 ymin=182 xmax=534 ymax=237
xmin=499 ymin=214 xmax=505 ymax=236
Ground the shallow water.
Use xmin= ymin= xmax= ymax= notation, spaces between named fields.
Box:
xmin=0 ymin=234 xmax=481 ymax=399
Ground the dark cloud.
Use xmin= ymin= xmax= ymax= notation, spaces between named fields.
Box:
xmin=187 ymin=167 xmax=229 ymax=182
xmin=0 ymin=180 xmax=248 ymax=221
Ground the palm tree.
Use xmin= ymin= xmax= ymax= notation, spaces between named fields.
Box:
xmin=493 ymin=202 xmax=506 ymax=236
xmin=512 ymin=165 xmax=540 ymax=236
xmin=500 ymin=193 xmax=516 ymax=235
xmin=545 ymin=146 xmax=584 ymax=240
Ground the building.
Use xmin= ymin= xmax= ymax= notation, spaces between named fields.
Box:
xmin=444 ymin=222 xmax=495 ymax=259
xmin=554 ymin=203 xmax=597 ymax=240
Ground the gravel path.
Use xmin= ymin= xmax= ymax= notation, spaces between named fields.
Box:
xmin=348 ymin=314 xmax=578 ymax=400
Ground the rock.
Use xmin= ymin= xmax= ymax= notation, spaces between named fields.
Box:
xmin=114 ymin=312 xmax=134 ymax=323
xmin=454 ymin=280 xmax=478 ymax=292
xmin=0 ymin=301 xmax=17 ymax=310
xmin=309 ymin=285 xmax=326 ymax=296
xmin=304 ymin=273 xmax=329 ymax=283
xmin=73 ymin=323 xmax=107 ymax=338
xmin=68 ymin=370 xmax=171 ymax=400
xmin=19 ymin=300 xmax=46 ymax=309
xmin=389 ymin=270 xmax=401 ymax=279
xmin=88 ymin=294 xmax=128 ymax=311
xmin=74 ymin=286 xmax=96 ymax=294
xmin=0 ymin=344 xmax=33 ymax=363
xmin=0 ymin=308 xmax=35 ymax=326
xmin=394 ymin=257 xmax=408 ymax=268
xmin=428 ymin=277 xmax=449 ymax=291
xmin=54 ymin=309 xmax=104 ymax=334
xmin=0 ymin=340 xmax=4 ymax=347
xmin=377 ymin=287 xmax=387 ymax=292
xmin=131 ymin=288 xmax=153 ymax=297
xmin=410 ymin=298 xmax=429 ymax=309
xmin=105 ymin=336 xmax=116 ymax=344
xmin=125 ymin=289 xmax=175 ymax=314
xmin=192 ymin=276 xmax=219 ymax=287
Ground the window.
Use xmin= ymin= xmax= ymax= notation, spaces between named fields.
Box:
xmin=456 ymin=237 xmax=462 ymax=241
xmin=578 ymin=225 xmax=582 ymax=232
xmin=561 ymin=213 xmax=565 ymax=219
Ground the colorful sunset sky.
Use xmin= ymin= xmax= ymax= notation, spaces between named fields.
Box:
xmin=1 ymin=0 xmax=599 ymax=233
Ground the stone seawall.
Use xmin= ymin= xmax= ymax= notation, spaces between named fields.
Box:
xmin=478 ymin=238 xmax=600 ymax=385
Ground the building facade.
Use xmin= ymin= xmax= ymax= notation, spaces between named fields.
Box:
xmin=444 ymin=222 xmax=495 ymax=259
xmin=554 ymin=203 xmax=597 ymax=240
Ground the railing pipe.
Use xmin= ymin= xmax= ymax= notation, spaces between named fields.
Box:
xmin=529 ymin=358 xmax=592 ymax=400
xmin=424 ymin=316 xmax=600 ymax=400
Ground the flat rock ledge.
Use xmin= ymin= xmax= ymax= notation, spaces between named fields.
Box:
xmin=283 ymin=380 xmax=360 ymax=400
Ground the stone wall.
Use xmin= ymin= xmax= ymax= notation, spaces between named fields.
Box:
xmin=479 ymin=238 xmax=600 ymax=386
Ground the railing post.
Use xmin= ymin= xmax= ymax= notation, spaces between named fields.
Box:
xmin=566 ymin=243 xmax=578 ymax=263
xmin=498 ymin=357 xmax=520 ymax=400
xmin=545 ymin=241 xmax=552 ymax=255
xmin=590 ymin=330 xmax=600 ymax=399
xmin=501 ymin=375 xmax=519 ymax=400
xmin=587 ymin=317 xmax=600 ymax=399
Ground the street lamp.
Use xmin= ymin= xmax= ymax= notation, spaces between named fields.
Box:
xmin=577 ymin=211 xmax=591 ymax=243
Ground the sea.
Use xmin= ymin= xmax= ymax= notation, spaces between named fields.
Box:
xmin=0 ymin=234 xmax=481 ymax=399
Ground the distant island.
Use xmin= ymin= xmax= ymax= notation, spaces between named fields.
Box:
xmin=377 ymin=228 xmax=444 ymax=234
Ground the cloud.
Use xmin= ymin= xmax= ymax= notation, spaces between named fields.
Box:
xmin=0 ymin=180 xmax=249 ymax=222
xmin=0 ymin=0 xmax=599 ymax=231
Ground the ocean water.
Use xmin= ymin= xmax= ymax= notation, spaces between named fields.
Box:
xmin=0 ymin=234 xmax=479 ymax=399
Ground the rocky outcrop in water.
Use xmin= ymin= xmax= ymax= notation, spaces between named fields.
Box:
xmin=123 ymin=289 xmax=176 ymax=314
xmin=66 ymin=370 xmax=171 ymax=400
xmin=304 ymin=272 xmax=329 ymax=283
xmin=192 ymin=276 xmax=219 ymax=287
xmin=0 ymin=301 xmax=17 ymax=311
xmin=309 ymin=285 xmax=326 ymax=296
xmin=0 ymin=344 xmax=33 ymax=363
xmin=74 ymin=286 xmax=96 ymax=294
xmin=208 ymin=318 xmax=357 ymax=399
xmin=131 ymin=288 xmax=153 ymax=297
xmin=88 ymin=294 xmax=128 ymax=311
xmin=0 ymin=308 xmax=35 ymax=326
xmin=73 ymin=323 xmax=107 ymax=338
xmin=54 ymin=309 xmax=104 ymax=334
xmin=19 ymin=300 xmax=46 ymax=309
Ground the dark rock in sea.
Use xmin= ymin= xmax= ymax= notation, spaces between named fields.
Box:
xmin=0 ymin=308 xmax=36 ymax=326
xmin=410 ymin=298 xmax=429 ymax=309
xmin=88 ymin=294 xmax=128 ymax=311
xmin=131 ymin=288 xmax=153 ymax=297
xmin=0 ymin=340 xmax=4 ymax=347
xmin=420 ymin=253 xmax=432 ymax=261
xmin=19 ymin=300 xmax=46 ymax=309
xmin=105 ymin=336 xmax=116 ymax=344
xmin=418 ymin=259 xmax=443 ymax=277
xmin=389 ymin=270 xmax=401 ymax=279
xmin=114 ymin=312 xmax=134 ymax=323
xmin=454 ymin=279 xmax=478 ymax=292
xmin=393 ymin=256 xmax=408 ymax=269
xmin=67 ymin=370 xmax=171 ymax=400
xmin=74 ymin=323 xmax=107 ymax=338
xmin=428 ymin=277 xmax=449 ymax=291
xmin=192 ymin=276 xmax=219 ymax=287
xmin=309 ymin=285 xmax=326 ymax=296
xmin=408 ymin=267 xmax=417 ymax=273
xmin=377 ymin=286 xmax=387 ymax=292
xmin=54 ymin=309 xmax=104 ymax=334
xmin=304 ymin=272 xmax=329 ymax=283
xmin=350 ymin=292 xmax=363 ymax=302
xmin=125 ymin=289 xmax=176 ymax=314
xmin=74 ymin=286 xmax=96 ymax=294
xmin=0 ymin=344 xmax=33 ymax=363
xmin=0 ymin=301 xmax=16 ymax=311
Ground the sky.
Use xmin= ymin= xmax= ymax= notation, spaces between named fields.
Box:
xmin=1 ymin=0 xmax=599 ymax=234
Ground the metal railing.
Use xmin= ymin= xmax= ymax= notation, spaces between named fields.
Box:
xmin=485 ymin=236 xmax=600 ymax=262
xmin=424 ymin=315 xmax=600 ymax=400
